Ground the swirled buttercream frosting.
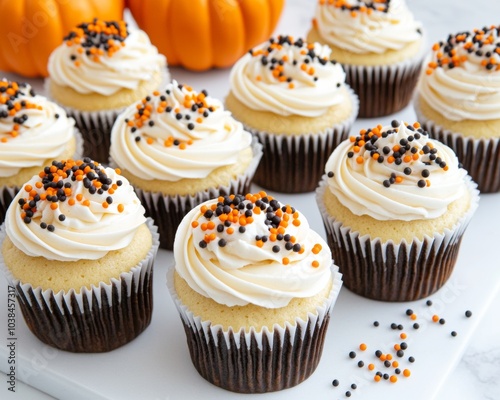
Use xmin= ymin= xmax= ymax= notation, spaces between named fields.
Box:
xmin=419 ymin=25 xmax=500 ymax=121
xmin=174 ymin=192 xmax=333 ymax=308
xmin=110 ymin=80 xmax=252 ymax=181
xmin=313 ymin=0 xmax=422 ymax=54
xmin=5 ymin=159 xmax=146 ymax=262
xmin=0 ymin=80 xmax=75 ymax=178
xmin=48 ymin=19 xmax=166 ymax=96
xmin=325 ymin=121 xmax=467 ymax=221
xmin=229 ymin=35 xmax=347 ymax=117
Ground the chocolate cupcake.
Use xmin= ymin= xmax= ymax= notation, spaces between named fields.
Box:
xmin=226 ymin=35 xmax=358 ymax=193
xmin=169 ymin=192 xmax=342 ymax=392
xmin=307 ymin=0 xmax=425 ymax=117
xmin=316 ymin=121 xmax=479 ymax=301
xmin=0 ymin=159 xmax=159 ymax=352
xmin=110 ymin=80 xmax=261 ymax=250
xmin=415 ymin=24 xmax=500 ymax=193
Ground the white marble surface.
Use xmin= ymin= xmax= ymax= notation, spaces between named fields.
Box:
xmin=1 ymin=0 xmax=500 ymax=399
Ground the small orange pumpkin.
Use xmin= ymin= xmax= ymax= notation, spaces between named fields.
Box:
xmin=128 ymin=0 xmax=285 ymax=71
xmin=0 ymin=0 xmax=124 ymax=77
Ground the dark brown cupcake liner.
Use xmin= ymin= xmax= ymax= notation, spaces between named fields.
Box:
xmin=65 ymin=107 xmax=121 ymax=165
xmin=0 ymin=218 xmax=160 ymax=352
xmin=344 ymin=51 xmax=425 ymax=118
xmin=316 ymin=177 xmax=479 ymax=302
xmin=0 ymin=186 xmax=20 ymax=225
xmin=414 ymin=100 xmax=500 ymax=193
xmin=132 ymin=140 xmax=262 ymax=250
xmin=167 ymin=266 xmax=342 ymax=393
xmin=246 ymin=87 xmax=358 ymax=194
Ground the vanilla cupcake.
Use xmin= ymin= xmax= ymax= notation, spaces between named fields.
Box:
xmin=0 ymin=159 xmax=159 ymax=352
xmin=415 ymin=25 xmax=500 ymax=193
xmin=46 ymin=19 xmax=168 ymax=164
xmin=308 ymin=0 xmax=425 ymax=117
xmin=0 ymin=79 xmax=81 ymax=223
xmin=316 ymin=121 xmax=478 ymax=301
xmin=110 ymin=81 xmax=261 ymax=250
xmin=226 ymin=35 xmax=358 ymax=193
xmin=169 ymin=192 xmax=342 ymax=393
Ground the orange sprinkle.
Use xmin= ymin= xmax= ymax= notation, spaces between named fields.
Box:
xmin=403 ymin=369 xmax=411 ymax=377
xmin=227 ymin=227 xmax=234 ymax=235
xmin=282 ymin=257 xmax=290 ymax=265
xmin=359 ymin=343 xmax=367 ymax=351
xmin=410 ymin=314 xmax=417 ymax=320
xmin=368 ymin=363 xmax=375 ymax=371
xmin=292 ymin=219 xmax=301 ymax=227
xmin=117 ymin=204 xmax=124 ymax=213
xmin=400 ymin=333 xmax=407 ymax=339
xmin=390 ymin=375 xmax=398 ymax=383
xmin=312 ymin=260 xmax=320 ymax=268
xmin=102 ymin=201 xmax=109 ymax=209
xmin=432 ymin=315 xmax=439 ymax=322
xmin=374 ymin=375 xmax=381 ymax=382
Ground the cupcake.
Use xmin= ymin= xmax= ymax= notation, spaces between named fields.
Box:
xmin=0 ymin=79 xmax=81 ymax=223
xmin=307 ymin=0 xmax=425 ymax=117
xmin=226 ymin=35 xmax=358 ymax=193
xmin=46 ymin=19 xmax=168 ymax=164
xmin=169 ymin=192 xmax=342 ymax=393
xmin=0 ymin=159 xmax=159 ymax=352
xmin=316 ymin=121 xmax=479 ymax=302
xmin=414 ymin=25 xmax=500 ymax=193
xmin=110 ymin=80 xmax=262 ymax=250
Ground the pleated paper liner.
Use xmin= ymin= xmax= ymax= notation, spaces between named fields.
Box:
xmin=414 ymin=99 xmax=500 ymax=193
xmin=0 ymin=128 xmax=83 ymax=224
xmin=0 ymin=218 xmax=160 ymax=353
xmin=0 ymin=186 xmax=19 ymax=225
xmin=128 ymin=140 xmax=262 ymax=250
xmin=344 ymin=48 xmax=425 ymax=118
xmin=167 ymin=265 xmax=343 ymax=393
xmin=316 ymin=177 xmax=479 ymax=302
xmin=247 ymin=87 xmax=358 ymax=194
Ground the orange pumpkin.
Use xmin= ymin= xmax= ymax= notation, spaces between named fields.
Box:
xmin=128 ymin=0 xmax=285 ymax=71
xmin=0 ymin=0 xmax=124 ymax=77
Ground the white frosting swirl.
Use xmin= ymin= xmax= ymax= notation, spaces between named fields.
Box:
xmin=174 ymin=194 xmax=332 ymax=308
xmin=325 ymin=122 xmax=467 ymax=221
xmin=110 ymin=81 xmax=252 ymax=181
xmin=230 ymin=36 xmax=347 ymax=117
xmin=48 ymin=26 xmax=166 ymax=96
xmin=0 ymin=81 xmax=75 ymax=178
xmin=315 ymin=0 xmax=422 ymax=54
xmin=418 ymin=26 xmax=500 ymax=121
xmin=5 ymin=161 xmax=146 ymax=261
